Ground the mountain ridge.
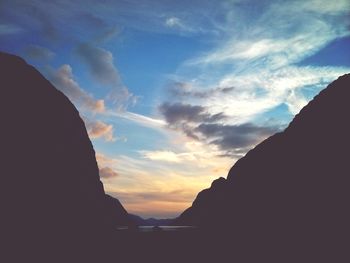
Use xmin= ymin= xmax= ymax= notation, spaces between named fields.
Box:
xmin=175 ymin=73 xmax=350 ymax=261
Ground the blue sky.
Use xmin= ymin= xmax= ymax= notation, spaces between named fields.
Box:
xmin=1 ymin=0 xmax=349 ymax=218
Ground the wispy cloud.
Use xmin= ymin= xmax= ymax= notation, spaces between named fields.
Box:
xmin=99 ymin=167 xmax=119 ymax=178
xmin=105 ymin=110 xmax=166 ymax=129
xmin=164 ymin=17 xmax=194 ymax=32
xmin=168 ymin=81 xmax=234 ymax=99
xmin=49 ymin=64 xmax=105 ymax=113
xmin=48 ymin=65 xmax=124 ymax=143
xmin=84 ymin=118 xmax=115 ymax=142
xmin=24 ymin=45 xmax=55 ymax=61
xmin=139 ymin=150 xmax=196 ymax=163
xmin=76 ymin=43 xmax=136 ymax=109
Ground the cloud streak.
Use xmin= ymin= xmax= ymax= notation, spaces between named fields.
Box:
xmin=139 ymin=150 xmax=197 ymax=163
xmin=99 ymin=167 xmax=119 ymax=178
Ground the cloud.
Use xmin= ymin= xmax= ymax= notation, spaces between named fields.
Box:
xmin=168 ymin=81 xmax=235 ymax=99
xmin=165 ymin=0 xmax=350 ymax=145
xmin=24 ymin=45 xmax=55 ymax=61
xmin=99 ymin=141 xmax=233 ymax=218
xmin=99 ymin=166 xmax=118 ymax=178
xmin=164 ymin=17 xmax=193 ymax=32
xmin=156 ymin=0 xmax=349 ymax=161
xmin=139 ymin=150 xmax=196 ymax=163
xmin=95 ymin=27 xmax=120 ymax=44
xmin=76 ymin=43 xmax=135 ymax=108
xmin=159 ymin=101 xmax=278 ymax=155
xmin=84 ymin=118 xmax=115 ymax=142
xmin=49 ymin=64 xmax=105 ymax=113
xmin=285 ymin=89 xmax=308 ymax=115
xmin=96 ymin=152 xmax=120 ymax=169
xmin=49 ymin=64 xmax=120 ymax=143
xmin=195 ymin=123 xmax=278 ymax=152
xmin=159 ymin=102 xmax=229 ymax=140
xmin=110 ymin=189 xmax=193 ymax=204
xmin=108 ymin=189 xmax=193 ymax=218
xmin=158 ymin=100 xmax=279 ymax=156
xmin=76 ymin=43 xmax=121 ymax=86
xmin=165 ymin=17 xmax=182 ymax=28
xmin=105 ymin=110 xmax=166 ymax=131
xmin=159 ymin=102 xmax=226 ymax=125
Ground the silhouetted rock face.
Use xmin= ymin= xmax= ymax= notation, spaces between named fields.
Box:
xmin=0 ymin=52 xmax=115 ymax=261
xmin=176 ymin=74 xmax=350 ymax=261
xmin=176 ymin=177 xmax=228 ymax=226
xmin=104 ymin=194 xmax=135 ymax=227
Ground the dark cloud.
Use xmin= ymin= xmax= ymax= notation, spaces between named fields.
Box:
xmin=24 ymin=45 xmax=55 ymax=61
xmin=195 ymin=123 xmax=279 ymax=151
xmin=159 ymin=101 xmax=278 ymax=157
xmin=99 ymin=167 xmax=118 ymax=178
xmin=159 ymin=102 xmax=226 ymax=125
xmin=168 ymin=81 xmax=235 ymax=99
xmin=76 ymin=43 xmax=121 ymax=86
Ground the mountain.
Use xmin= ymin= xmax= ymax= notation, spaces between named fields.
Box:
xmin=0 ymin=52 xmax=124 ymax=261
xmin=105 ymin=194 xmax=136 ymax=227
xmin=176 ymin=74 xmax=350 ymax=261
xmin=128 ymin=214 xmax=175 ymax=226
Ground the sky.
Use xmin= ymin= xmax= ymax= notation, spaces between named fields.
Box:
xmin=1 ymin=0 xmax=349 ymax=218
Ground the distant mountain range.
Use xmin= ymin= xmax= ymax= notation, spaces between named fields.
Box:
xmin=175 ymin=73 xmax=350 ymax=261
xmin=128 ymin=214 xmax=175 ymax=226
xmin=106 ymin=195 xmax=175 ymax=226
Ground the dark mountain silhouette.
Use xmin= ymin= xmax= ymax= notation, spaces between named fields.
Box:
xmin=128 ymin=214 xmax=175 ymax=226
xmin=176 ymin=176 xmax=228 ymax=226
xmin=176 ymin=74 xmax=350 ymax=261
xmin=104 ymin=194 xmax=137 ymax=227
xmin=0 ymin=52 xmax=127 ymax=261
